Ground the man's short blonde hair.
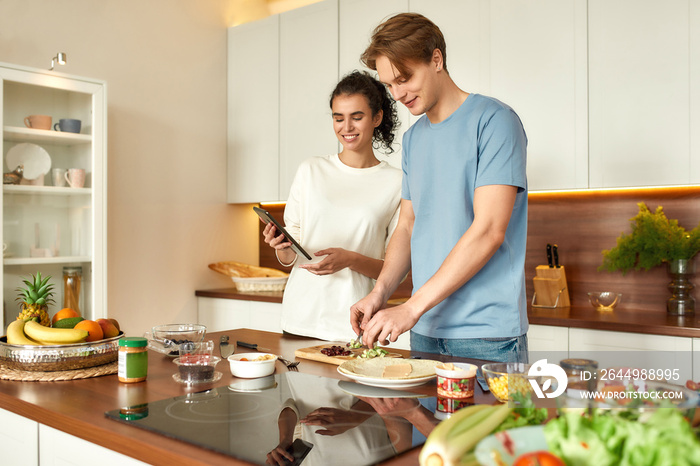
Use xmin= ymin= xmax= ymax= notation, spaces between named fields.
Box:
xmin=361 ymin=13 xmax=448 ymax=79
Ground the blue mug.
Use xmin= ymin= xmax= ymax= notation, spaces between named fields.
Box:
xmin=54 ymin=118 xmax=81 ymax=134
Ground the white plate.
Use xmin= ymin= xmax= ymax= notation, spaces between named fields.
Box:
xmin=6 ymin=143 xmax=51 ymax=180
xmin=337 ymin=380 xmax=429 ymax=397
xmin=336 ymin=365 xmax=437 ymax=388
xmin=474 ymin=425 xmax=549 ymax=466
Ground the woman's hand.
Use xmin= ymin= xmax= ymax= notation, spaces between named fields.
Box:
xmin=265 ymin=441 xmax=294 ymax=465
xmin=262 ymin=222 xmax=292 ymax=251
xmin=299 ymin=248 xmax=351 ymax=275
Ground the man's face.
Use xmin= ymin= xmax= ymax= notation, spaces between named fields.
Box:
xmin=375 ymin=55 xmax=439 ymax=117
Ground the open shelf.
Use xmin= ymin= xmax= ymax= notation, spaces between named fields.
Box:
xmin=3 ymin=185 xmax=92 ymax=196
xmin=3 ymin=126 xmax=92 ymax=145
xmin=3 ymin=256 xmax=92 ymax=266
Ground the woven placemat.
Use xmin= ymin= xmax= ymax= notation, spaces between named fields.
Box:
xmin=0 ymin=361 xmax=117 ymax=382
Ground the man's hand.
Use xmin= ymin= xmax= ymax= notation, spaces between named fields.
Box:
xmin=350 ymin=290 xmax=386 ymax=337
xmin=299 ymin=248 xmax=350 ymax=275
xmin=361 ymin=302 xmax=421 ymax=348
xmin=300 ymin=407 xmax=368 ymax=436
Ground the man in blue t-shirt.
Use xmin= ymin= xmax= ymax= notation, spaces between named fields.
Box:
xmin=350 ymin=13 xmax=529 ymax=363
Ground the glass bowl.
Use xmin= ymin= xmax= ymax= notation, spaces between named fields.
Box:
xmin=172 ymin=354 xmax=221 ymax=384
xmin=587 ymin=291 xmax=622 ymax=311
xmin=481 ymin=362 xmax=535 ymax=403
xmin=145 ymin=323 xmax=206 ymax=356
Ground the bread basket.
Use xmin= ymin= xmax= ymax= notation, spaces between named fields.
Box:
xmin=208 ymin=261 xmax=288 ymax=292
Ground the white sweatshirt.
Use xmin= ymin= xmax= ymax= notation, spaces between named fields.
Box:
xmin=282 ymin=154 xmax=401 ymax=341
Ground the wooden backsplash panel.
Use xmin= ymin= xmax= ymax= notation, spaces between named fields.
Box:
xmin=259 ymin=187 xmax=700 ymax=312
xmin=526 ymin=187 xmax=700 ymax=312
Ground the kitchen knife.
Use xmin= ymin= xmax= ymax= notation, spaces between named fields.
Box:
xmin=552 ymin=244 xmax=560 ymax=268
xmin=546 ymin=243 xmax=553 ymax=268
xmin=237 ymin=341 xmax=273 ymax=353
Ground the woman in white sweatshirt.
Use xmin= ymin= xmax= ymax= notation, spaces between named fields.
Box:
xmin=262 ymin=70 xmax=402 ymax=341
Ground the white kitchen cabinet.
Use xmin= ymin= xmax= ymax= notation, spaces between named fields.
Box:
xmin=39 ymin=424 xmax=146 ymax=466
xmin=527 ymin=324 xmax=569 ymax=354
xmin=0 ymin=407 xmax=38 ymax=466
xmin=338 ymin=0 xmax=409 ymax=168
xmin=569 ymin=328 xmax=693 ymax=382
xmin=486 ymin=0 xmax=588 ymax=190
xmin=227 ymin=15 xmax=280 ymax=203
xmin=588 ymin=0 xmax=694 ymax=187
xmin=227 ymin=1 xmax=339 ymax=203
xmin=1 ymin=63 xmax=107 ymax=329
xmin=197 ymin=297 xmax=283 ymax=333
xmin=278 ymin=0 xmax=339 ymax=199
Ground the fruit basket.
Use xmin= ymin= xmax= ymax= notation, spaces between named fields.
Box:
xmin=0 ymin=333 xmax=123 ymax=372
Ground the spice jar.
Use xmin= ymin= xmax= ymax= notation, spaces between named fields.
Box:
xmin=62 ymin=266 xmax=82 ymax=313
xmin=118 ymin=337 xmax=148 ymax=383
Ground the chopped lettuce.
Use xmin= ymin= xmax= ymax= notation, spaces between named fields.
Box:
xmin=544 ymin=408 xmax=700 ymax=466
xmin=494 ymin=391 xmax=548 ymax=432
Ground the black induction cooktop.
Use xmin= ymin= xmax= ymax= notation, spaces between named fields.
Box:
xmin=105 ymin=372 xmax=437 ymax=465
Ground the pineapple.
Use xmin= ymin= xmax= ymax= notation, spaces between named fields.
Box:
xmin=16 ymin=272 xmax=55 ymax=327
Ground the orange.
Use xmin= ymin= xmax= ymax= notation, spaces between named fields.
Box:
xmin=51 ymin=308 xmax=80 ymax=325
xmin=74 ymin=319 xmax=104 ymax=342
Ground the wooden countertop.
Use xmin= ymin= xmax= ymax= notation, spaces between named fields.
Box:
xmin=0 ymin=329 xmax=494 ymax=466
xmin=196 ymin=289 xmax=700 ymax=339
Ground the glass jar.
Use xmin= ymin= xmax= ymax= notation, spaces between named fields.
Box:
xmin=560 ymin=358 xmax=598 ymax=392
xmin=118 ymin=337 xmax=148 ymax=383
xmin=62 ymin=266 xmax=82 ymax=313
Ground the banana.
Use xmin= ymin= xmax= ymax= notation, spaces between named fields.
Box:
xmin=24 ymin=320 xmax=88 ymax=344
xmin=6 ymin=319 xmax=42 ymax=345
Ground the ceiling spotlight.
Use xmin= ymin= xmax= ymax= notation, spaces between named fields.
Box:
xmin=50 ymin=53 xmax=67 ymax=71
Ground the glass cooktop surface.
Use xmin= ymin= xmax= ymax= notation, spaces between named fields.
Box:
xmin=105 ymin=372 xmax=439 ymax=465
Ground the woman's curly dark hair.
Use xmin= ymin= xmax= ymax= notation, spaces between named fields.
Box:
xmin=330 ymin=70 xmax=399 ymax=154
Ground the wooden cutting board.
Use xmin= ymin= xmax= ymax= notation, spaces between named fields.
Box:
xmin=294 ymin=342 xmax=403 ymax=365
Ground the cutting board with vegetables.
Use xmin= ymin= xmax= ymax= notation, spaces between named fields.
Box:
xmin=294 ymin=343 xmax=403 ymax=365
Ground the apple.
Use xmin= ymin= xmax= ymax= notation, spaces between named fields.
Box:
xmin=96 ymin=318 xmax=119 ymax=338
xmin=108 ymin=318 xmax=121 ymax=332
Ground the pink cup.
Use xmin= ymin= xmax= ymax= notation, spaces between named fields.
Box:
xmin=65 ymin=168 xmax=86 ymax=188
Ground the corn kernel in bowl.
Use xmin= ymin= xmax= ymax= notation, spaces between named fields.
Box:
xmin=481 ymin=362 xmax=533 ymax=403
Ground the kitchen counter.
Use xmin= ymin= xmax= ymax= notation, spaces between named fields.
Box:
xmin=0 ymin=328 xmax=494 ymax=466
xmin=195 ymin=289 xmax=700 ymax=339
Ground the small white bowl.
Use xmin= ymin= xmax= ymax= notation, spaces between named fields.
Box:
xmin=228 ymin=352 xmax=278 ymax=378
xmin=435 ymin=362 xmax=478 ymax=379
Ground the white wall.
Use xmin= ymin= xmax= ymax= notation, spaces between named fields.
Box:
xmin=0 ymin=0 xmax=259 ymax=335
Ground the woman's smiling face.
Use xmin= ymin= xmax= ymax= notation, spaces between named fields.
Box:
xmin=331 ymin=93 xmax=382 ymax=152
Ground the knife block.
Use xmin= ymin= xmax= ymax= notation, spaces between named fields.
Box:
xmin=532 ymin=265 xmax=570 ymax=308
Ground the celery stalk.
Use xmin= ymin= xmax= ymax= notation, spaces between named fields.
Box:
xmin=420 ymin=404 xmax=511 ymax=466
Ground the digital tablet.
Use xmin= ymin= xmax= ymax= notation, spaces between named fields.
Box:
xmin=254 ymin=206 xmax=312 ymax=260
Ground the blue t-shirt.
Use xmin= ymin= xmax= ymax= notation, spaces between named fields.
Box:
xmin=402 ymin=93 xmax=528 ymax=339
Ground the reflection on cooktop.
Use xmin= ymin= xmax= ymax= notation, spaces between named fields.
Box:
xmin=105 ymin=372 xmax=436 ymax=465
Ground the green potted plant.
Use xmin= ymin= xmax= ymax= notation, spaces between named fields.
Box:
xmin=599 ymin=202 xmax=700 ymax=315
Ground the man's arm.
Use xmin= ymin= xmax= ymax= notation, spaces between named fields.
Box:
xmin=350 ymin=198 xmax=414 ymax=335
xmin=361 ymin=184 xmax=517 ymax=346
